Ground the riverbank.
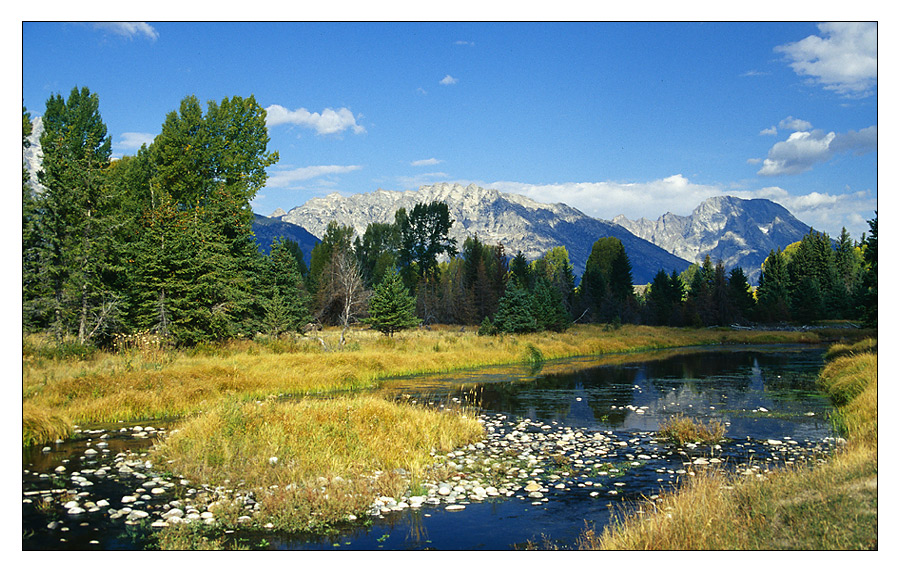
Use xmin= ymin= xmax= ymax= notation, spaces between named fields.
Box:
xmin=576 ymin=338 xmax=877 ymax=550
xmin=23 ymin=324 xmax=870 ymax=446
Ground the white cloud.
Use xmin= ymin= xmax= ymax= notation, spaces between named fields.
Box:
xmin=757 ymin=125 xmax=877 ymax=176
xmin=265 ymin=105 xmax=365 ymax=135
xmin=760 ymin=126 xmax=778 ymax=136
xmin=440 ymin=75 xmax=459 ymax=85
xmin=778 ymin=116 xmax=813 ymax=132
xmin=733 ymin=186 xmax=875 ymax=238
xmin=776 ymin=22 xmax=877 ymax=97
xmin=266 ymin=165 xmax=362 ymax=188
xmin=411 ymin=158 xmax=443 ymax=167
xmin=488 ymin=175 xmax=874 ymax=238
xmin=455 ymin=40 xmax=475 ymax=46
xmin=491 ymin=175 xmax=722 ymax=222
xmin=395 ymin=173 xmax=451 ymax=189
xmin=117 ymin=132 xmax=155 ymax=150
xmin=92 ymin=22 xmax=158 ymax=41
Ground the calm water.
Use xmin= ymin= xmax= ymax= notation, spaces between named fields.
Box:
xmin=23 ymin=345 xmax=835 ymax=550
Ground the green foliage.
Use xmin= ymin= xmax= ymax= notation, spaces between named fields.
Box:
xmin=257 ymin=238 xmax=313 ymax=335
xmin=364 ymin=267 xmax=420 ymax=336
xmin=24 ymin=86 xmax=119 ymax=343
xmin=578 ymin=237 xmax=636 ymax=323
xmin=492 ymin=284 xmax=539 ymax=333
xmin=396 ymin=201 xmax=458 ymax=286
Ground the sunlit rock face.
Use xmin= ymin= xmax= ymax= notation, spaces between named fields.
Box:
xmin=614 ymin=196 xmax=813 ymax=283
xmin=277 ymin=182 xmax=692 ymax=284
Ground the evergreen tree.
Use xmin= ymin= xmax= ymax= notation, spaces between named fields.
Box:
xmin=859 ymin=215 xmax=877 ymax=327
xmin=492 ymin=284 xmax=539 ymax=334
xmin=579 ymin=237 xmax=637 ymax=323
xmin=396 ymin=201 xmax=458 ymax=288
xmin=509 ymin=251 xmax=532 ymax=289
xmin=531 ymin=277 xmax=571 ymax=332
xmin=726 ymin=267 xmax=755 ymax=324
xmin=355 ymin=221 xmax=400 ymax=287
xmin=28 ymin=86 xmax=117 ymax=343
xmin=755 ymin=248 xmax=791 ymax=323
xmin=364 ymin=266 xmax=420 ymax=336
xmin=257 ymin=238 xmax=312 ymax=335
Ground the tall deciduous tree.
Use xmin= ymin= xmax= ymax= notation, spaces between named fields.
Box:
xmin=396 ymin=201 xmax=458 ymax=287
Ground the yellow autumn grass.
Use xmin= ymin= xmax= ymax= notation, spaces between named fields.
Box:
xmin=152 ymin=395 xmax=484 ymax=532
xmin=23 ymin=324 xmax=840 ymax=444
xmin=578 ymin=340 xmax=877 ymax=550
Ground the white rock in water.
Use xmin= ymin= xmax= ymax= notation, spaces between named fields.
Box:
xmin=121 ymin=495 xmax=137 ymax=503
xmin=445 ymin=504 xmax=466 ymax=511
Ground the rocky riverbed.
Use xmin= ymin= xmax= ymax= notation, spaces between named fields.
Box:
xmin=23 ymin=411 xmax=841 ymax=549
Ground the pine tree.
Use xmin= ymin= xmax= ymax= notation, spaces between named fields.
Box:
xmin=492 ymin=284 xmax=539 ymax=334
xmin=257 ymin=238 xmax=312 ymax=335
xmin=364 ymin=266 xmax=419 ymax=336
xmin=755 ymin=248 xmax=791 ymax=323
xmin=28 ymin=86 xmax=116 ymax=343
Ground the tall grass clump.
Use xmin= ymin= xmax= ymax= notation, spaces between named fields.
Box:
xmin=153 ymin=395 xmax=484 ymax=531
xmin=657 ymin=414 xmax=725 ymax=446
xmin=22 ymin=403 xmax=72 ymax=447
xmin=577 ymin=340 xmax=877 ymax=550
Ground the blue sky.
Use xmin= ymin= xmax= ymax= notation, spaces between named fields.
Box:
xmin=22 ymin=21 xmax=878 ymax=238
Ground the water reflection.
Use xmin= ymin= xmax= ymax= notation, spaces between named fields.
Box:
xmin=382 ymin=345 xmax=832 ymax=441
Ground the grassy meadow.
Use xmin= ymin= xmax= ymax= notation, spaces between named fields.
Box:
xmin=577 ymin=337 xmax=877 ymax=550
xmin=21 ymin=324 xmax=841 ymax=445
xmin=22 ymin=325 xmax=876 ymax=545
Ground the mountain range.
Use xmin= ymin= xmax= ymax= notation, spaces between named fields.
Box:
xmin=272 ymin=183 xmax=694 ymax=284
xmin=22 ymin=115 xmax=813 ymax=284
xmin=266 ymin=183 xmax=814 ymax=285
xmin=613 ymin=196 xmax=813 ymax=283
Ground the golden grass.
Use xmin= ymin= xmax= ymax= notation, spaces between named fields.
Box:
xmin=22 ymin=402 xmax=72 ymax=446
xmin=657 ymin=414 xmax=726 ymax=446
xmin=22 ymin=325 xmax=852 ymax=445
xmin=152 ymin=395 xmax=484 ymax=531
xmin=157 ymin=396 xmax=483 ymax=486
xmin=578 ymin=340 xmax=877 ymax=551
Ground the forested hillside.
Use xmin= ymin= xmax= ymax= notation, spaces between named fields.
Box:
xmin=22 ymin=89 xmax=877 ymax=349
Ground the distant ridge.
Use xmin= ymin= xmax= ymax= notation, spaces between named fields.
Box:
xmin=273 ymin=182 xmax=693 ymax=284
xmin=613 ymin=195 xmax=813 ymax=283
xmin=251 ymin=214 xmax=319 ymax=265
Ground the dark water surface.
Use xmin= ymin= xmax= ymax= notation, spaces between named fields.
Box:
xmin=23 ymin=345 xmax=836 ymax=550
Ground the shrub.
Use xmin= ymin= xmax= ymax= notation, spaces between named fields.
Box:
xmin=657 ymin=414 xmax=725 ymax=445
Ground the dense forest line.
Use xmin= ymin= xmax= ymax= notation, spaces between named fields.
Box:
xmin=22 ymin=88 xmax=877 ymax=349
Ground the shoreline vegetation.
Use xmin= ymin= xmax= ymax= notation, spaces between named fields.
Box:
xmin=23 ymin=324 xmax=864 ymax=445
xmin=23 ymin=325 xmax=876 ymax=549
xmin=575 ymin=337 xmax=877 ymax=550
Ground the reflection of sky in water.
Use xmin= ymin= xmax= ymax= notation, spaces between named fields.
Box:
xmin=385 ymin=345 xmax=833 ymax=442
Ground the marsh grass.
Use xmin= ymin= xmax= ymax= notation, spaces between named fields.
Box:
xmin=578 ymin=339 xmax=877 ymax=551
xmin=23 ymin=325 xmax=835 ymax=443
xmin=657 ymin=414 xmax=725 ymax=446
xmin=152 ymin=395 xmax=483 ymax=531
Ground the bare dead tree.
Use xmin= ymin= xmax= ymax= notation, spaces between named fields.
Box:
xmin=319 ymin=248 xmax=371 ymax=348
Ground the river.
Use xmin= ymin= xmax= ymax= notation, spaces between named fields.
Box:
xmin=23 ymin=344 xmax=838 ymax=550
